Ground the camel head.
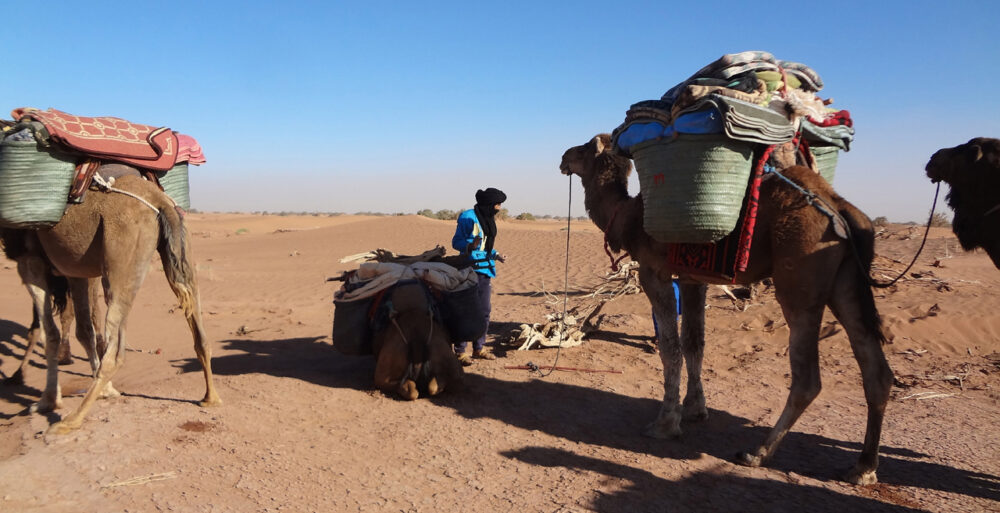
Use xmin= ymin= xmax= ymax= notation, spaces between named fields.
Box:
xmin=925 ymin=137 xmax=1000 ymax=268
xmin=559 ymin=134 xmax=633 ymax=187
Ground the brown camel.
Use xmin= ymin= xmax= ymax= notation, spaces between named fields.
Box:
xmin=371 ymin=282 xmax=464 ymax=400
xmin=560 ymin=134 xmax=892 ymax=484
xmin=1 ymin=229 xmax=105 ymax=385
xmin=925 ymin=137 xmax=1000 ymax=268
xmin=20 ymin=174 xmax=220 ymax=433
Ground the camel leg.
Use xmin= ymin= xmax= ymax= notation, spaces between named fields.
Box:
xmin=17 ymin=256 xmax=64 ymax=412
xmin=47 ymin=255 xmax=148 ymax=434
xmin=640 ymin=266 xmax=685 ymax=439
xmin=827 ymin=263 xmax=893 ymax=485
xmin=738 ymin=293 xmax=825 ymax=468
xmin=56 ymin=299 xmax=74 ymax=365
xmin=180 ymin=289 xmax=222 ymax=407
xmin=426 ymin=327 xmax=463 ymax=397
xmin=374 ymin=333 xmax=415 ymax=400
xmin=679 ymin=283 xmax=708 ymax=421
xmin=88 ymin=278 xmax=107 ymax=358
xmin=157 ymin=213 xmax=221 ymax=407
xmin=68 ymin=278 xmax=119 ymax=398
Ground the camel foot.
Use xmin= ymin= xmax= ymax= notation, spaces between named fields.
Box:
xmin=32 ymin=394 xmax=62 ymax=414
xmin=47 ymin=419 xmax=81 ymax=435
xmin=99 ymin=382 xmax=121 ymax=399
xmin=735 ymin=451 xmax=765 ymax=468
xmin=642 ymin=419 xmax=682 ymax=439
xmin=398 ymin=380 xmax=419 ymax=401
xmin=682 ymin=397 xmax=708 ymax=422
xmin=57 ymin=342 xmax=73 ymax=365
xmin=3 ymin=370 xmax=25 ymax=386
xmin=846 ymin=466 xmax=878 ymax=485
xmin=199 ymin=395 xmax=223 ymax=408
xmin=426 ymin=377 xmax=441 ymax=396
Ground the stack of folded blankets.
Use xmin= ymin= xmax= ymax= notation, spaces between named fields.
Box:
xmin=611 ymin=51 xmax=854 ymax=243
xmin=614 ymin=50 xmax=853 ymax=154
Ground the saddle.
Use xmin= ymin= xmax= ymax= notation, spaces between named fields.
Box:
xmin=67 ymin=159 xmax=163 ymax=203
xmin=12 ymin=107 xmax=177 ymax=171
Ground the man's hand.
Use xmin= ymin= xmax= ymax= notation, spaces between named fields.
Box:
xmin=465 ymin=236 xmax=482 ymax=253
xmin=496 ymin=253 xmax=507 ymax=263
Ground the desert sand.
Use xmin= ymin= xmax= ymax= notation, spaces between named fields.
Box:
xmin=1 ymin=213 xmax=998 ymax=512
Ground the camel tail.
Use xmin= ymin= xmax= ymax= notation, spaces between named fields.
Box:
xmin=841 ymin=203 xmax=887 ymax=344
xmin=157 ymin=208 xmax=198 ymax=318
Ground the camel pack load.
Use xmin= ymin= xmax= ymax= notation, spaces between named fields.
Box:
xmin=331 ymin=257 xmax=488 ymax=356
xmin=611 ymin=51 xmax=854 ymax=244
xmin=0 ymin=107 xmax=205 ymax=228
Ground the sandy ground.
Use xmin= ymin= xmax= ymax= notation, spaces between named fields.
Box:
xmin=1 ymin=214 xmax=998 ymax=513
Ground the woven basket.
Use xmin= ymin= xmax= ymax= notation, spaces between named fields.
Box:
xmin=0 ymin=139 xmax=76 ymax=228
xmin=632 ymin=134 xmax=753 ymax=243
xmin=154 ymin=163 xmax=190 ymax=210
xmin=810 ymin=145 xmax=839 ymax=184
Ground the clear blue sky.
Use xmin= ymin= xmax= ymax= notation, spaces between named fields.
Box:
xmin=3 ymin=1 xmax=998 ymax=222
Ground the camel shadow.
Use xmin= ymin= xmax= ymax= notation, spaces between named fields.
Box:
xmin=170 ymin=334 xmax=999 ymax=505
xmin=505 ymin=446 xmax=926 ymax=513
xmin=174 ymin=335 xmax=374 ymax=392
xmin=440 ymin=373 xmax=999 ymax=504
xmin=589 ymin=328 xmax=656 ymax=352
xmin=0 ymin=318 xmax=29 ymax=359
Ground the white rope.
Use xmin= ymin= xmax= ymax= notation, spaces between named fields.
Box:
xmin=91 ymin=174 xmax=160 ymax=214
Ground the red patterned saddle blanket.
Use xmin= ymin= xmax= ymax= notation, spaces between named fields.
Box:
xmin=12 ymin=107 xmax=177 ymax=171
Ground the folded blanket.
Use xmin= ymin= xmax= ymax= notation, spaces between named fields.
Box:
xmin=802 ymin=121 xmax=855 ymax=151
xmin=336 ymin=262 xmax=479 ymax=302
xmin=176 ymin=133 xmax=206 ymax=165
xmin=678 ymin=94 xmax=797 ymax=145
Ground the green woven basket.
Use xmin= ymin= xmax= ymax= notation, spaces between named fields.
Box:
xmin=0 ymin=139 xmax=76 ymax=228
xmin=810 ymin=145 xmax=839 ymax=184
xmin=632 ymin=134 xmax=753 ymax=243
xmin=154 ymin=163 xmax=190 ymax=210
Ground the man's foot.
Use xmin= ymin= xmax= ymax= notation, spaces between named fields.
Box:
xmin=456 ymin=353 xmax=473 ymax=366
xmin=472 ymin=349 xmax=496 ymax=360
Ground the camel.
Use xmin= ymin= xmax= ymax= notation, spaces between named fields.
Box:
xmin=560 ymin=134 xmax=892 ymax=485
xmin=371 ymin=281 xmax=464 ymax=400
xmin=925 ymin=137 xmax=1000 ymax=269
xmin=18 ymin=174 xmax=220 ymax=433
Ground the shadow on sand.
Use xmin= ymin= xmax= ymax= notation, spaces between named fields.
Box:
xmin=171 ymin=332 xmax=999 ymax=510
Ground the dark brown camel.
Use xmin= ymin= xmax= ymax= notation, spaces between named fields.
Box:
xmin=19 ymin=175 xmax=220 ymax=433
xmin=925 ymin=137 xmax=1000 ymax=268
xmin=371 ymin=282 xmax=464 ymax=400
xmin=560 ymin=134 xmax=892 ymax=484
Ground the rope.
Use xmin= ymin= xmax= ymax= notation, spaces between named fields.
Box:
xmin=536 ymin=173 xmax=575 ymax=378
xmin=869 ymin=182 xmax=940 ymax=288
xmin=766 ymin=166 xmax=940 ymax=289
xmin=91 ymin=174 xmax=160 ymax=214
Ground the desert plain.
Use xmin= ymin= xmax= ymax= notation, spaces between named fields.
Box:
xmin=0 ymin=213 xmax=998 ymax=512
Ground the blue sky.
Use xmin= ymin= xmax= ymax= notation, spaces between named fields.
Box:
xmin=2 ymin=1 xmax=998 ymax=222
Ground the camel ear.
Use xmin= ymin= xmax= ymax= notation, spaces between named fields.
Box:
xmin=967 ymin=144 xmax=983 ymax=164
xmin=591 ymin=135 xmax=605 ymax=156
